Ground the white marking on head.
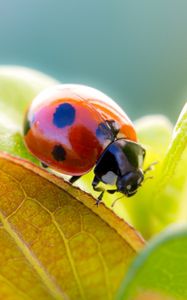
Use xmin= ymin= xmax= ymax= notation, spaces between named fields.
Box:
xmin=102 ymin=171 xmax=117 ymax=185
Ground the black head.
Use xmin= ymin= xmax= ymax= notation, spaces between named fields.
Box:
xmin=117 ymin=169 xmax=144 ymax=197
xmin=93 ymin=138 xmax=146 ymax=198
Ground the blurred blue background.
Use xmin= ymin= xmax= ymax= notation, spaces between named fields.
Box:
xmin=1 ymin=0 xmax=187 ymax=122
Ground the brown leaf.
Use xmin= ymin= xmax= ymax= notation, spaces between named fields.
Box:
xmin=0 ymin=152 xmax=144 ymax=300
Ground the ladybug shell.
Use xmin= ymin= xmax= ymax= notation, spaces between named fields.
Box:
xmin=24 ymin=84 xmax=137 ymax=176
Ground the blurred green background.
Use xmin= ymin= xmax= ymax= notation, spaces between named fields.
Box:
xmin=1 ymin=0 xmax=187 ymax=121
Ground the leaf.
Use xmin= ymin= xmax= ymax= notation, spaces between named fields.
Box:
xmin=116 ymin=225 xmax=187 ymax=300
xmin=0 ymin=152 xmax=144 ymax=300
xmin=154 ymin=103 xmax=187 ymax=200
xmin=149 ymin=103 xmax=187 ymax=234
xmin=0 ymin=66 xmax=58 ymax=161
xmin=135 ymin=114 xmax=173 ymax=157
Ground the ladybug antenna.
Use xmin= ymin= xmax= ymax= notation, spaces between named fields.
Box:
xmin=144 ymin=175 xmax=154 ymax=182
xmin=144 ymin=161 xmax=158 ymax=174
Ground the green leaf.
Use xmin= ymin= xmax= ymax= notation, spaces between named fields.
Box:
xmin=135 ymin=114 xmax=173 ymax=157
xmin=116 ymin=225 xmax=187 ymax=300
xmin=0 ymin=66 xmax=58 ymax=161
xmin=154 ymin=103 xmax=187 ymax=201
xmin=149 ymin=103 xmax=187 ymax=234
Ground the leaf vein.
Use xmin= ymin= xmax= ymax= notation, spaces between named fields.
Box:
xmin=31 ymin=197 xmax=87 ymax=300
xmin=0 ymin=210 xmax=67 ymax=300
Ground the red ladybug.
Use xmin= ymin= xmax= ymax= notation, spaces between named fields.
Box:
xmin=23 ymin=84 xmax=146 ymax=204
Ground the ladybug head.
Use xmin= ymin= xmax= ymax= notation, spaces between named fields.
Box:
xmin=116 ymin=169 xmax=144 ymax=197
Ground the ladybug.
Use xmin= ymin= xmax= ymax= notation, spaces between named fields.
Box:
xmin=23 ymin=84 xmax=147 ymax=205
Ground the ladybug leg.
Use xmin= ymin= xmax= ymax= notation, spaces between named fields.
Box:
xmin=93 ymin=187 xmax=105 ymax=205
xmin=69 ymin=175 xmax=82 ymax=184
xmin=95 ymin=191 xmax=105 ymax=206
xmin=92 ymin=175 xmax=105 ymax=206
xmin=94 ymin=188 xmax=118 ymax=206
xmin=41 ymin=162 xmax=49 ymax=168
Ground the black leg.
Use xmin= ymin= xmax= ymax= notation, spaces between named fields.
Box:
xmin=41 ymin=162 xmax=49 ymax=168
xmin=92 ymin=175 xmax=105 ymax=205
xmin=94 ymin=188 xmax=118 ymax=206
xmin=69 ymin=175 xmax=81 ymax=184
xmin=96 ymin=191 xmax=105 ymax=206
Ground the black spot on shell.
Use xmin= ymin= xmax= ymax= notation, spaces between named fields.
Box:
xmin=52 ymin=145 xmax=66 ymax=161
xmin=53 ymin=103 xmax=75 ymax=128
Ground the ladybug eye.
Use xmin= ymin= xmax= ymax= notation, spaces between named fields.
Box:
xmin=126 ymin=184 xmax=132 ymax=190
